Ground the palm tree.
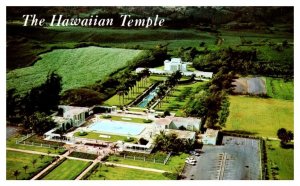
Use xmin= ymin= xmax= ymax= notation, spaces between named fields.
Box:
xmin=23 ymin=165 xmax=29 ymax=174
xmin=13 ymin=170 xmax=21 ymax=180
xmin=47 ymin=150 xmax=51 ymax=156
xmin=32 ymin=159 xmax=37 ymax=168
xmin=54 ymin=146 xmax=58 ymax=153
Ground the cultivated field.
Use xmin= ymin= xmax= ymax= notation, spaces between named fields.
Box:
xmin=42 ymin=159 xmax=91 ymax=180
xmin=7 ymin=47 xmax=143 ymax=95
xmin=266 ymin=140 xmax=294 ymax=180
xmin=6 ymin=150 xmax=54 ymax=180
xmin=225 ymin=96 xmax=293 ymax=138
xmin=266 ymin=77 xmax=294 ymax=100
xmin=86 ymin=164 xmax=170 ymax=180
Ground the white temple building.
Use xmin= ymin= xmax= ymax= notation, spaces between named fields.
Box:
xmin=164 ymin=58 xmax=187 ymax=72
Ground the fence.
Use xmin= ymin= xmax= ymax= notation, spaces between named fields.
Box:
xmin=16 ymin=140 xmax=66 ymax=150
xmin=15 ymin=132 xmax=35 ymax=144
xmin=15 ymin=133 xmax=65 ymax=150
xmin=113 ymin=152 xmax=172 ymax=165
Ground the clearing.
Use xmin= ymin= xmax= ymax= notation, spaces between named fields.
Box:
xmin=225 ymin=96 xmax=293 ymax=138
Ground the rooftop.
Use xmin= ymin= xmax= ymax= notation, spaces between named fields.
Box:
xmin=59 ymin=105 xmax=89 ymax=116
xmin=154 ymin=118 xmax=172 ymax=126
xmin=204 ymin=129 xmax=219 ymax=138
xmin=165 ymin=129 xmax=196 ymax=139
xmin=166 ymin=116 xmax=201 ymax=126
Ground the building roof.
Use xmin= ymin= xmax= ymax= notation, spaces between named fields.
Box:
xmin=166 ymin=116 xmax=201 ymax=127
xmin=203 ymin=129 xmax=219 ymax=138
xmin=52 ymin=116 xmax=70 ymax=125
xmin=59 ymin=105 xmax=89 ymax=116
xmin=155 ymin=118 xmax=172 ymax=126
xmin=165 ymin=129 xmax=195 ymax=139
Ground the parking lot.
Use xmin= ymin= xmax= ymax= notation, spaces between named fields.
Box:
xmin=182 ymin=136 xmax=261 ymax=180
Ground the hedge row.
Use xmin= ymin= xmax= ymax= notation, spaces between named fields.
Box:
xmin=37 ymin=157 xmax=67 ymax=180
xmin=69 ymin=151 xmax=98 ymax=160
xmin=81 ymin=162 xmax=100 ymax=180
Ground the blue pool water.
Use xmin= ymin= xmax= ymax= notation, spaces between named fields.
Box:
xmin=88 ymin=120 xmax=145 ymax=136
xmin=137 ymin=87 xmax=159 ymax=108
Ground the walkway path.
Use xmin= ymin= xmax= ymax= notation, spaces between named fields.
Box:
xmin=31 ymin=150 xmax=72 ymax=180
xmin=75 ymin=159 xmax=99 ymax=180
xmin=7 ymin=147 xmax=167 ymax=180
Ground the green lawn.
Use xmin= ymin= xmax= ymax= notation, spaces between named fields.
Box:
xmin=107 ymin=152 xmax=188 ymax=173
xmin=6 ymin=135 xmax=66 ymax=155
xmin=266 ymin=77 xmax=294 ymax=100
xmin=155 ymin=81 xmax=206 ymax=116
xmin=100 ymin=115 xmax=152 ymax=124
xmin=74 ymin=131 xmax=138 ymax=143
xmin=7 ymin=47 xmax=143 ymax=95
xmin=86 ymin=164 xmax=170 ymax=180
xmin=225 ymin=96 xmax=293 ymax=137
xmin=6 ymin=150 xmax=55 ymax=180
xmin=266 ymin=140 xmax=294 ymax=180
xmin=42 ymin=159 xmax=91 ymax=180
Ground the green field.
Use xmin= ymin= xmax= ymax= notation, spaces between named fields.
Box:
xmin=266 ymin=77 xmax=294 ymax=100
xmin=74 ymin=131 xmax=138 ymax=143
xmin=266 ymin=140 xmax=294 ymax=180
xmin=7 ymin=47 xmax=143 ymax=95
xmin=225 ymin=96 xmax=293 ymax=137
xmin=6 ymin=150 xmax=54 ymax=180
xmin=107 ymin=153 xmax=188 ymax=173
xmin=7 ymin=135 xmax=66 ymax=155
xmin=100 ymin=115 xmax=152 ymax=124
xmin=42 ymin=159 xmax=91 ymax=180
xmin=86 ymin=164 xmax=170 ymax=180
xmin=155 ymin=81 xmax=206 ymax=116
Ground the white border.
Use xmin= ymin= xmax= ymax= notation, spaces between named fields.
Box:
xmin=1 ymin=1 xmax=298 ymax=186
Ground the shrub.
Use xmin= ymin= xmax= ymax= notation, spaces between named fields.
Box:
xmin=143 ymin=119 xmax=153 ymax=123
xmin=124 ymin=137 xmax=134 ymax=142
xmin=79 ymin=131 xmax=88 ymax=136
xmin=162 ymin=172 xmax=178 ymax=180
xmin=102 ymin=115 xmax=111 ymax=119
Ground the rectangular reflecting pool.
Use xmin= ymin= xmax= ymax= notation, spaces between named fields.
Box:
xmin=88 ymin=120 xmax=145 ymax=136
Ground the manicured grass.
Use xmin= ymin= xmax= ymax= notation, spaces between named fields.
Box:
xmin=7 ymin=47 xmax=143 ymax=95
xmin=107 ymin=152 xmax=188 ymax=173
xmin=6 ymin=150 xmax=55 ymax=180
xmin=155 ymin=81 xmax=206 ymax=116
xmin=86 ymin=164 xmax=170 ymax=180
xmin=266 ymin=77 xmax=293 ymax=100
xmin=42 ymin=159 xmax=91 ymax=180
xmin=266 ymin=140 xmax=294 ymax=180
xmin=103 ymin=79 xmax=152 ymax=107
xmin=225 ymin=96 xmax=293 ymax=137
xmin=6 ymin=135 xmax=66 ymax=155
xmin=100 ymin=115 xmax=152 ymax=124
xmin=74 ymin=131 xmax=138 ymax=143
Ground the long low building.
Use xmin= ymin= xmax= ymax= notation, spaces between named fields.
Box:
xmin=136 ymin=67 xmax=213 ymax=79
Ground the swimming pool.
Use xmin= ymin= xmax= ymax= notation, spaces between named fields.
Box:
xmin=88 ymin=120 xmax=145 ymax=136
